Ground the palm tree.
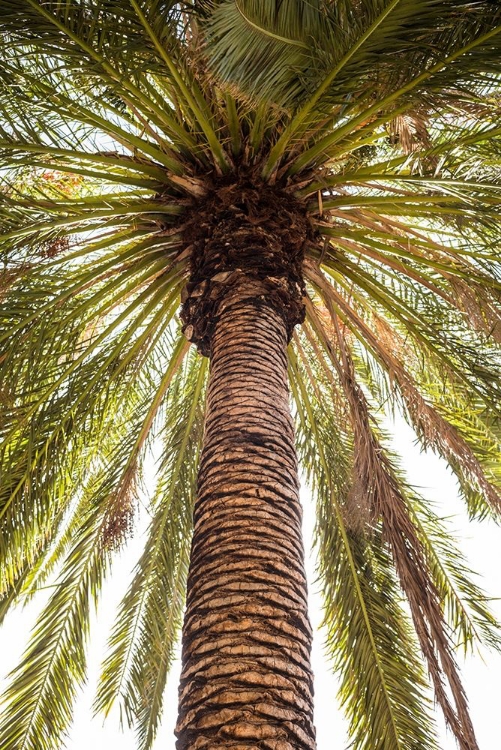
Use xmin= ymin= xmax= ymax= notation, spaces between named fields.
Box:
xmin=1 ymin=1 xmax=501 ymax=748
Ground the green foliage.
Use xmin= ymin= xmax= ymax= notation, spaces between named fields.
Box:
xmin=290 ymin=341 xmax=440 ymax=750
xmin=0 ymin=2 xmax=500 ymax=749
xmin=94 ymin=348 xmax=207 ymax=750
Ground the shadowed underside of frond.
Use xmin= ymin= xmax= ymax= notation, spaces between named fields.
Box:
xmin=0 ymin=1 xmax=500 ymax=750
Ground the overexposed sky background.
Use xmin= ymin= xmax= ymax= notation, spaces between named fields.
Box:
xmin=1 ymin=416 xmax=500 ymax=749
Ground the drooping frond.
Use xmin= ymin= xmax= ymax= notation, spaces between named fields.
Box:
xmin=0 ymin=226 xmax=187 ymax=593
xmin=407 ymin=496 xmax=501 ymax=656
xmin=0 ymin=371 xmax=156 ymax=750
xmin=303 ymin=218 xmax=501 ymax=522
xmin=0 ymin=2 xmax=500 ymax=749
xmin=290 ymin=339 xmax=439 ymax=750
xmin=291 ymin=320 xmax=501 ymax=750
xmin=95 ymin=348 xmax=207 ymax=750
xmin=333 ymin=346 xmax=478 ymax=749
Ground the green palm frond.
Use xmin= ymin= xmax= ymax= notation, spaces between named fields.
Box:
xmin=205 ymin=0 xmax=336 ymax=108
xmin=305 ymin=269 xmax=501 ymax=521
xmin=0 ymin=372 xmax=153 ymax=750
xmin=291 ymin=319 xmax=500 ymax=748
xmin=324 ymin=342 xmax=479 ymax=748
xmin=0 ymin=511 xmax=110 ymax=750
xmin=95 ymin=346 xmax=206 ymax=750
xmin=0 ymin=203 xmax=187 ymax=605
xmin=289 ymin=339 xmax=439 ymax=750
xmin=207 ymin=0 xmax=501 ymax=111
xmin=1 ymin=2 xmax=500 ymax=749
xmin=409 ymin=497 xmax=501 ymax=654
xmin=303 ymin=304 xmax=501 ymax=641
xmin=0 ymin=323 xmax=205 ymax=750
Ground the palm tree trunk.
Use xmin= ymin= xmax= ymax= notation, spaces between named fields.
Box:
xmin=175 ymin=280 xmax=316 ymax=749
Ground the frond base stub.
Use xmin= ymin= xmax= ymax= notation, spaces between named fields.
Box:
xmin=180 ymin=175 xmax=312 ymax=356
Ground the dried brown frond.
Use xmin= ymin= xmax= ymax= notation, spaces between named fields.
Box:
xmin=304 ymin=298 xmax=372 ymax=530
xmin=344 ymin=469 xmax=376 ymax=533
xmin=306 ymin=291 xmax=378 ymax=529
xmin=304 ymin=263 xmax=482 ymax=748
xmin=302 ymin=320 xmax=346 ymax=413
xmin=305 ymin=260 xmax=501 ymax=515
xmin=0 ymin=264 xmax=33 ymax=300
xmin=336 ymin=347 xmax=479 ymax=750
xmin=389 ymin=112 xmax=432 ymax=154
xmin=372 ymin=314 xmax=501 ymax=513
xmin=450 ymin=278 xmax=501 ymax=344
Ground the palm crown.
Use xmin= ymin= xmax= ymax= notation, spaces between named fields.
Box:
xmin=1 ymin=2 xmax=501 ymax=749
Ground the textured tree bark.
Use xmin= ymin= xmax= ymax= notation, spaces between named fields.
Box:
xmin=175 ymin=282 xmax=316 ymax=749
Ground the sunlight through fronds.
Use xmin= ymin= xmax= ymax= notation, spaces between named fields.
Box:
xmin=1 ymin=2 xmax=500 ymax=748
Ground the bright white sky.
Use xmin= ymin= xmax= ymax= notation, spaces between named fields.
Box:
xmin=1 ymin=416 xmax=500 ymax=749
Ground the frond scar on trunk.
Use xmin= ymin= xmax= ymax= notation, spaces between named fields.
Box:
xmin=179 ymin=172 xmax=313 ymax=356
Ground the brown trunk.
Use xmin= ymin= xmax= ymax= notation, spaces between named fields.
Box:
xmin=175 ymin=281 xmax=316 ymax=749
